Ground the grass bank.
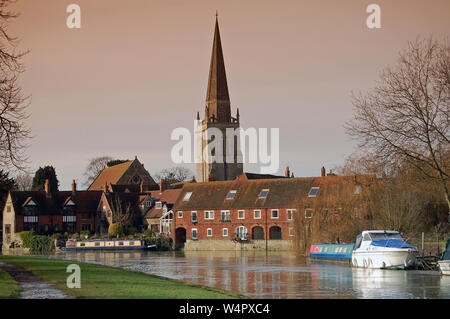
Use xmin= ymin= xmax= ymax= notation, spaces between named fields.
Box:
xmin=0 ymin=269 xmax=21 ymax=298
xmin=0 ymin=255 xmax=244 ymax=299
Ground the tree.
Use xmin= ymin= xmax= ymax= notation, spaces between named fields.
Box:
xmin=108 ymin=223 xmax=124 ymax=238
xmin=0 ymin=1 xmax=30 ymax=170
xmin=14 ymin=172 xmax=32 ymax=191
xmin=346 ymin=37 xmax=450 ymax=213
xmin=107 ymin=159 xmax=129 ymax=167
xmin=110 ymin=196 xmax=134 ymax=227
xmin=32 ymin=166 xmax=59 ymax=192
xmin=154 ymin=166 xmax=193 ymax=184
xmin=0 ymin=169 xmax=16 ymax=211
xmin=82 ymin=156 xmax=113 ymax=187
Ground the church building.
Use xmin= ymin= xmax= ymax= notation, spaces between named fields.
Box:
xmin=196 ymin=16 xmax=243 ymax=182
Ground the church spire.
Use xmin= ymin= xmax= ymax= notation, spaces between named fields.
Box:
xmin=205 ymin=14 xmax=231 ymax=123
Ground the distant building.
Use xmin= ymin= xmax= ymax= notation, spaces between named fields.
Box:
xmin=88 ymin=157 xmax=158 ymax=191
xmin=169 ymin=170 xmax=375 ymax=251
xmin=2 ymin=179 xmax=102 ymax=249
xmin=196 ymin=16 xmax=243 ymax=182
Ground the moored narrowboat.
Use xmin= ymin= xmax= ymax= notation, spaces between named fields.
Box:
xmin=309 ymin=244 xmax=354 ymax=262
xmin=62 ymin=239 xmax=156 ymax=251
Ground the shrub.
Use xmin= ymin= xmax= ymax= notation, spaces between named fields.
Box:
xmin=127 ymin=226 xmax=138 ymax=235
xmin=19 ymin=231 xmax=54 ymax=254
xmin=156 ymin=236 xmax=173 ymax=251
xmin=80 ymin=230 xmax=91 ymax=238
xmin=108 ymin=223 xmax=124 ymax=238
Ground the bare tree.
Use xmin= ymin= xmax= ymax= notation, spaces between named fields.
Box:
xmin=14 ymin=171 xmax=32 ymax=190
xmin=346 ymin=37 xmax=450 ymax=213
xmin=83 ymin=155 xmax=113 ymax=187
xmin=0 ymin=1 xmax=30 ymax=170
xmin=110 ymin=196 xmax=134 ymax=227
xmin=154 ymin=166 xmax=192 ymax=184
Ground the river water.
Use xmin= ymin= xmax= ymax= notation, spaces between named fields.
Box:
xmin=53 ymin=250 xmax=450 ymax=299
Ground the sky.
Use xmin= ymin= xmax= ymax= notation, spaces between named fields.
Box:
xmin=7 ymin=0 xmax=450 ymax=190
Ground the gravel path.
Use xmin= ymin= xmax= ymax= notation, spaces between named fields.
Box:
xmin=0 ymin=261 xmax=73 ymax=299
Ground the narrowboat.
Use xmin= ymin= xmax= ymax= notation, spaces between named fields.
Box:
xmin=352 ymin=230 xmax=418 ymax=269
xmin=62 ymin=239 xmax=156 ymax=251
xmin=309 ymin=244 xmax=354 ymax=262
xmin=438 ymin=238 xmax=450 ymax=276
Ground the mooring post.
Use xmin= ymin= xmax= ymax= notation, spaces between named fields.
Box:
xmin=422 ymin=232 xmax=425 ymax=259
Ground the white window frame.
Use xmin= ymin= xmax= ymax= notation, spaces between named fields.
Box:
xmin=308 ymin=187 xmax=320 ymax=197
xmin=192 ymin=228 xmax=198 ymax=240
xmin=258 ymin=189 xmax=270 ymax=199
xmin=191 ymin=211 xmax=198 ymax=223
xmin=207 ymin=228 xmax=213 ymax=237
xmin=305 ymin=208 xmax=313 ymax=219
xmin=183 ymin=192 xmax=193 ymax=201
xmin=271 ymin=209 xmax=279 ymax=219
xmin=221 ymin=210 xmax=230 ymax=221
xmin=226 ymin=190 xmax=237 ymax=200
xmin=204 ymin=210 xmax=215 ymax=220
xmin=238 ymin=210 xmax=245 ymax=220
xmin=287 ymin=209 xmax=296 ymax=221
xmin=177 ymin=211 xmax=183 ymax=219
xmin=223 ymin=228 xmax=228 ymax=237
xmin=254 ymin=210 xmax=261 ymax=219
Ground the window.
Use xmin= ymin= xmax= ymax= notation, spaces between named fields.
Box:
xmin=192 ymin=228 xmax=198 ymax=240
xmin=204 ymin=211 xmax=215 ymax=220
xmin=118 ymin=242 xmax=124 ymax=246
xmin=191 ymin=211 xmax=197 ymax=223
xmin=258 ymin=189 xmax=269 ymax=199
xmin=183 ymin=192 xmax=193 ymax=201
xmin=254 ymin=210 xmax=261 ymax=219
xmin=238 ymin=210 xmax=245 ymax=219
xmin=271 ymin=209 xmax=279 ymax=219
xmin=155 ymin=202 xmax=162 ymax=209
xmin=354 ymin=186 xmax=362 ymax=195
xmin=289 ymin=227 xmax=294 ymax=237
xmin=6 ymin=205 xmax=11 ymax=213
xmin=207 ymin=228 xmax=213 ymax=237
xmin=5 ymin=224 xmax=11 ymax=234
xmin=80 ymin=243 xmax=85 ymax=247
xmin=287 ymin=209 xmax=296 ymax=221
xmin=146 ymin=200 xmax=152 ymax=207
xmin=82 ymin=224 xmax=91 ymax=231
xmin=129 ymin=242 xmax=135 ymax=246
xmin=223 ymin=228 xmax=228 ymax=237
xmin=308 ymin=187 xmax=320 ymax=197
xmin=236 ymin=226 xmax=247 ymax=240
xmin=177 ymin=211 xmax=183 ymax=218
xmin=95 ymin=242 xmax=100 ymax=247
xmin=221 ymin=210 xmax=230 ymax=222
xmin=226 ymin=190 xmax=237 ymax=200
xmin=305 ymin=209 xmax=313 ymax=219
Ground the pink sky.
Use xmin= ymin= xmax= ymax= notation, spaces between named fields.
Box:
xmin=8 ymin=0 xmax=450 ymax=189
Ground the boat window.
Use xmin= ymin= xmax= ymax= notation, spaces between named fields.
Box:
xmin=95 ymin=242 xmax=100 ymax=246
xmin=80 ymin=243 xmax=85 ymax=247
xmin=129 ymin=242 xmax=134 ymax=245
xmin=362 ymin=233 xmax=371 ymax=241
xmin=119 ymin=242 xmax=124 ymax=246
xmin=354 ymin=234 xmax=362 ymax=250
xmin=369 ymin=232 xmax=403 ymax=241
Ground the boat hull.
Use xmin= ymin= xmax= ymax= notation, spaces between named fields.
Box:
xmin=438 ymin=260 xmax=450 ymax=275
xmin=352 ymin=249 xmax=417 ymax=269
xmin=62 ymin=245 xmax=155 ymax=251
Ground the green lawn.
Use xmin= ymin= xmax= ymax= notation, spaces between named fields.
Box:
xmin=0 ymin=255 xmax=244 ymax=299
xmin=0 ymin=268 xmax=21 ymax=298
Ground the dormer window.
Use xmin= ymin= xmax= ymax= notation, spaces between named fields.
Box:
xmin=354 ymin=186 xmax=362 ymax=195
xmin=183 ymin=192 xmax=193 ymax=201
xmin=308 ymin=187 xmax=320 ymax=197
xmin=226 ymin=190 xmax=237 ymax=200
xmin=155 ymin=201 xmax=162 ymax=209
xmin=258 ymin=189 xmax=269 ymax=199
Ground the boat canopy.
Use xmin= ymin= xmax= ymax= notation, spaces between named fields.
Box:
xmin=441 ymin=238 xmax=450 ymax=260
xmin=371 ymin=240 xmax=416 ymax=249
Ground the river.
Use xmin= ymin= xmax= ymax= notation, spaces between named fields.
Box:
xmin=53 ymin=250 xmax=450 ymax=299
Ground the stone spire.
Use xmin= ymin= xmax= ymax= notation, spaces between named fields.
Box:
xmin=205 ymin=14 xmax=231 ymax=123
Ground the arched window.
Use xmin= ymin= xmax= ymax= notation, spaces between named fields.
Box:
xmin=252 ymin=226 xmax=264 ymax=240
xmin=269 ymin=226 xmax=282 ymax=240
xmin=236 ymin=226 xmax=247 ymax=240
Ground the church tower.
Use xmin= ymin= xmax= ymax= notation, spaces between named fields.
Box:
xmin=196 ymin=15 xmax=243 ymax=182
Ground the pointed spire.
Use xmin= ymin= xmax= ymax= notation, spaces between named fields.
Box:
xmin=205 ymin=14 xmax=231 ymax=123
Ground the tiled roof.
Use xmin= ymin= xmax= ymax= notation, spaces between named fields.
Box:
xmin=10 ymin=191 xmax=103 ymax=215
xmin=88 ymin=161 xmax=133 ymax=190
xmin=173 ymin=174 xmax=376 ymax=211
xmin=145 ymin=188 xmax=183 ymax=219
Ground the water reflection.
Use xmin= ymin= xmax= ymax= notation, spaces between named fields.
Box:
xmin=53 ymin=250 xmax=450 ymax=299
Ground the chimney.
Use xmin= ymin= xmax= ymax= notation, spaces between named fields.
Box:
xmin=160 ymin=179 xmax=168 ymax=193
xmin=72 ymin=179 xmax=77 ymax=195
xmin=44 ymin=179 xmax=51 ymax=198
xmin=285 ymin=166 xmax=290 ymax=178
xmin=104 ymin=182 xmax=109 ymax=193
xmin=321 ymin=166 xmax=326 ymax=177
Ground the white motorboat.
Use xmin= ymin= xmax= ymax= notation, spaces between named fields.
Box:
xmin=438 ymin=238 xmax=450 ymax=276
xmin=352 ymin=230 xmax=418 ymax=269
